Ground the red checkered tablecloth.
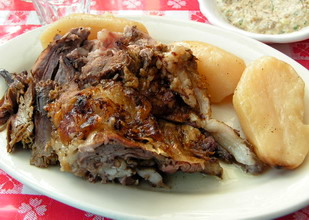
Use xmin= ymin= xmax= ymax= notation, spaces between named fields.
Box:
xmin=0 ymin=0 xmax=308 ymax=219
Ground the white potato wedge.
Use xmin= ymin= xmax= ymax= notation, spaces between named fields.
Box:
xmin=172 ymin=41 xmax=245 ymax=103
xmin=40 ymin=13 xmax=148 ymax=48
xmin=233 ymin=56 xmax=309 ymax=169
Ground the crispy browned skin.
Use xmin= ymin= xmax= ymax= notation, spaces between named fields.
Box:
xmin=46 ymin=81 xmax=223 ymax=184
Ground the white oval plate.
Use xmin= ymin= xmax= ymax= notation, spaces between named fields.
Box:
xmin=198 ymin=0 xmax=309 ymax=43
xmin=0 ymin=15 xmax=309 ymax=220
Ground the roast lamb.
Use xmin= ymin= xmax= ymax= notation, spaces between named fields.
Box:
xmin=0 ymin=26 xmax=265 ymax=186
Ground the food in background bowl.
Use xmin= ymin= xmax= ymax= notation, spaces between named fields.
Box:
xmin=215 ymin=0 xmax=309 ymax=35
xmin=197 ymin=0 xmax=309 ymax=43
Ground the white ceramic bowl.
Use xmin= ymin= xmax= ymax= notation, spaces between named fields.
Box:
xmin=198 ymin=0 xmax=309 ymax=43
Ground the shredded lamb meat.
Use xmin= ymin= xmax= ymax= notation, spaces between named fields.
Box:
xmin=0 ymin=26 xmax=265 ymax=186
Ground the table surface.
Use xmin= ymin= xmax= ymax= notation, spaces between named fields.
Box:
xmin=0 ymin=0 xmax=308 ymax=219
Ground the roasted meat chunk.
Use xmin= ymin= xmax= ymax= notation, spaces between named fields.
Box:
xmin=0 ymin=70 xmax=35 ymax=152
xmin=0 ymin=25 xmax=265 ymax=186
xmin=32 ymin=27 xmax=91 ymax=83
xmin=30 ymin=80 xmax=58 ymax=167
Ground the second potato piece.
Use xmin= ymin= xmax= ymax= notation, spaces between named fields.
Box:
xmin=172 ymin=41 xmax=245 ymax=103
xmin=233 ymin=56 xmax=309 ymax=169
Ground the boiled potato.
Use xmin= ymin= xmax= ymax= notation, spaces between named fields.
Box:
xmin=40 ymin=13 xmax=148 ymax=48
xmin=172 ymin=41 xmax=245 ymax=103
xmin=233 ymin=56 xmax=309 ymax=169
